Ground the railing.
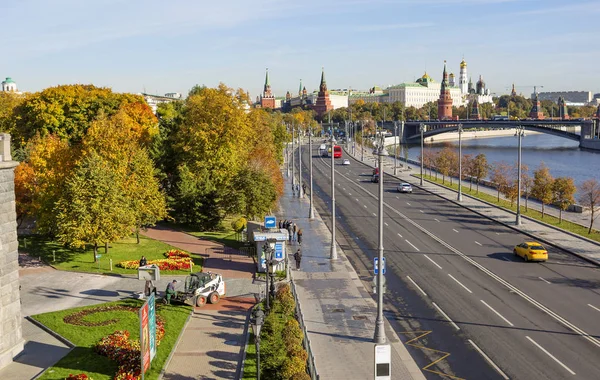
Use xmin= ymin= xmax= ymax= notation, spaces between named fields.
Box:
xmin=289 ymin=278 xmax=319 ymax=380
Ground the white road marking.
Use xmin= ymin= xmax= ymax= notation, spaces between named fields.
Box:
xmin=419 ymin=210 xmax=424 ymax=213
xmin=423 ymin=254 xmax=441 ymax=269
xmin=480 ymin=300 xmax=514 ymax=327
xmin=406 ymin=202 xmax=411 ymax=206
xmin=525 ymin=336 xmax=576 ymax=375
xmin=468 ymin=340 xmax=510 ymax=380
xmin=475 ymin=241 xmax=482 ymax=246
xmin=448 ymin=274 xmax=473 ymax=294
xmin=502 ymin=258 xmax=511 ymax=262
xmin=372 ymin=212 xmax=377 ymax=216
xmin=356 ymin=198 xmax=359 ymax=202
xmin=397 ymin=233 xmax=403 ymax=238
xmin=364 ymin=205 xmax=367 ymax=208
xmin=434 ymin=218 xmax=440 ymax=222
xmin=396 ymin=196 xmax=399 ymax=199
xmin=384 ymin=222 xmax=389 ymax=227
xmin=349 ymin=193 xmax=352 ymax=196
xmin=588 ymin=304 xmax=600 ymax=313
xmin=432 ymin=302 xmax=460 ymax=330
xmin=406 ymin=240 xmax=420 ymax=252
xmin=343 ymin=187 xmax=346 ymax=190
xmin=539 ymin=277 xmax=551 ymax=284
xmin=452 ymin=229 xmax=459 ymax=233
xmin=407 ymin=276 xmax=428 ymax=297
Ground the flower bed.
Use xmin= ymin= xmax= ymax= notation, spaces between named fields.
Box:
xmin=67 ymin=374 xmax=93 ymax=380
xmin=163 ymin=249 xmax=190 ymax=259
xmin=117 ymin=258 xmax=192 ymax=271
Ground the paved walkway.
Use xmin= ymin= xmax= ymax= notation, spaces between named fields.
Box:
xmin=349 ymin=144 xmax=600 ymax=264
xmin=279 ymin=172 xmax=426 ymax=379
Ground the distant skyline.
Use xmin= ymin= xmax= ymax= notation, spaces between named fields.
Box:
xmin=2 ymin=0 xmax=600 ymax=99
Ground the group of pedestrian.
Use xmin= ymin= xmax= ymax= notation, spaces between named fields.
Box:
xmin=280 ymin=219 xmax=303 ymax=245
xmin=291 ymin=183 xmax=307 ymax=197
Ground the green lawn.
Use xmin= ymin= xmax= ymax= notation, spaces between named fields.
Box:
xmin=19 ymin=235 xmax=203 ymax=276
xmin=32 ymin=299 xmax=191 ymax=380
xmin=241 ymin=333 xmax=258 ymax=379
xmin=173 ymin=218 xmax=246 ymax=251
xmin=417 ymin=174 xmax=600 ymax=242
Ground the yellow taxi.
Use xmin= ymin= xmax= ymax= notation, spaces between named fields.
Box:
xmin=513 ymin=242 xmax=548 ymax=262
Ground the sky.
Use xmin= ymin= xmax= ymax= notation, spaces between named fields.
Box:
xmin=2 ymin=0 xmax=600 ymax=99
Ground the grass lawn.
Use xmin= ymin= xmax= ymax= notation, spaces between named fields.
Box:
xmin=32 ymin=299 xmax=191 ymax=380
xmin=241 ymin=333 xmax=258 ymax=379
xmin=173 ymin=217 xmax=246 ymax=251
xmin=417 ymin=174 xmax=600 ymax=243
xmin=19 ymin=235 xmax=203 ymax=276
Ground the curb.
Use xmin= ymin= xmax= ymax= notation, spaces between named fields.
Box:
xmin=237 ymin=304 xmax=256 ymax=380
xmin=25 ymin=316 xmax=75 ymax=348
xmin=157 ymin=309 xmax=193 ymax=380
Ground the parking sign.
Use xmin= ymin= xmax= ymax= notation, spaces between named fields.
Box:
xmin=275 ymin=243 xmax=283 ymax=259
xmin=374 ymin=257 xmax=386 ymax=275
xmin=264 ymin=216 xmax=276 ymax=229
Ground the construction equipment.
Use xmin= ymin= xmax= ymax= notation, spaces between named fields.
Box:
xmin=170 ymin=272 xmax=226 ymax=307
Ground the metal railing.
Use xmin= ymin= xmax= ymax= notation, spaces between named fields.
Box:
xmin=289 ymin=278 xmax=319 ymax=380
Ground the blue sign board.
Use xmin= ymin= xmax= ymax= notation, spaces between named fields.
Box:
xmin=260 ymin=257 xmax=266 ymax=269
xmin=374 ymin=257 xmax=386 ymax=275
xmin=254 ymin=235 xmax=266 ymax=241
xmin=148 ymin=293 xmax=157 ymax=361
xmin=275 ymin=243 xmax=283 ymax=259
xmin=265 ymin=216 xmax=276 ymax=229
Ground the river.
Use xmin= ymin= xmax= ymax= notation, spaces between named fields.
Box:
xmin=403 ymin=134 xmax=600 ymax=189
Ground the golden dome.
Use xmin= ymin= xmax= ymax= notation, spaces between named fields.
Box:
xmin=460 ymin=59 xmax=467 ymax=69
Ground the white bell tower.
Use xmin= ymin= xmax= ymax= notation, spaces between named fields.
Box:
xmin=458 ymin=59 xmax=468 ymax=95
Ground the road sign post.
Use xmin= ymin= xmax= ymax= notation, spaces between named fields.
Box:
xmin=374 ymin=257 xmax=386 ymax=275
xmin=264 ymin=216 xmax=276 ymax=229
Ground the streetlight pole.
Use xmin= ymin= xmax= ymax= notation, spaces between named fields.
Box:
xmin=298 ymin=125 xmax=303 ymax=198
xmin=291 ymin=126 xmax=296 ymax=189
xmin=393 ymin=121 xmax=398 ymax=175
xmin=361 ymin=121 xmax=364 ymax=162
xmin=373 ymin=133 xmax=388 ymax=344
xmin=330 ymin=135 xmax=338 ymax=260
xmin=286 ymin=141 xmax=290 ymax=178
xmin=309 ymin=130 xmax=315 ymax=219
xmin=250 ymin=307 xmax=264 ymax=380
xmin=420 ymin=123 xmax=425 ymax=186
xmin=516 ymin=125 xmax=525 ymax=226
xmin=457 ymin=123 xmax=463 ymax=202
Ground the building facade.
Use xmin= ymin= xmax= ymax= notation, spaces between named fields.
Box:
xmin=438 ymin=62 xmax=453 ymax=120
xmin=535 ymin=91 xmax=592 ymax=104
xmin=387 ymin=72 xmax=463 ymax=108
xmin=1 ymin=78 xmax=17 ymax=92
xmin=141 ymin=93 xmax=182 ymax=113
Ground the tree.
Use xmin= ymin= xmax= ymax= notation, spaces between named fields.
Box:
xmin=0 ymin=91 xmax=24 ymax=135
xmin=471 ymin=154 xmax=488 ymax=194
xmin=435 ymin=147 xmax=454 ymax=184
xmin=552 ymin=177 xmax=576 ymax=223
xmin=531 ymin=163 xmax=554 ymax=218
xmin=462 ymin=154 xmax=474 ymax=191
xmin=490 ymin=162 xmax=511 ymax=202
xmin=578 ymin=179 xmax=600 ymax=234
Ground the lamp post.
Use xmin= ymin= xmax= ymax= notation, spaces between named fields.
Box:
xmin=291 ymin=126 xmax=296 ymax=189
xmin=419 ymin=123 xmax=425 ymax=186
xmin=393 ymin=121 xmax=398 ymax=175
xmin=330 ymin=135 xmax=338 ymax=260
xmin=457 ymin=123 xmax=463 ymax=202
xmin=372 ymin=133 xmax=388 ymax=344
xmin=361 ymin=121 xmax=364 ymax=162
xmin=286 ymin=141 xmax=291 ymax=178
xmin=250 ymin=307 xmax=264 ymax=380
xmin=263 ymin=244 xmax=271 ymax=314
xmin=298 ymin=125 xmax=303 ymax=198
xmin=309 ymin=130 xmax=315 ymax=219
xmin=516 ymin=125 xmax=525 ymax=226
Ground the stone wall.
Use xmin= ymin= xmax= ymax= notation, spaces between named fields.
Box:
xmin=0 ymin=134 xmax=23 ymax=369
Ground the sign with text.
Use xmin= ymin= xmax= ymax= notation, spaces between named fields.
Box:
xmin=139 ymin=301 xmax=150 ymax=376
xmin=274 ymin=242 xmax=283 ymax=259
xmin=375 ymin=344 xmax=391 ymax=380
xmin=148 ymin=293 xmax=157 ymax=361
xmin=264 ymin=216 xmax=276 ymax=229
xmin=374 ymin=257 xmax=386 ymax=275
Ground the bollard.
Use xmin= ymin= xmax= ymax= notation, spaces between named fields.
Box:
xmin=53 ymin=250 xmax=55 ymax=262
xmin=190 ymin=261 xmax=193 ymax=273
xmin=110 ymin=258 xmax=113 ymax=271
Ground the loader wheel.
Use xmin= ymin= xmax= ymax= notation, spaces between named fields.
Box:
xmin=196 ymin=295 xmax=207 ymax=307
xmin=209 ymin=292 xmax=220 ymax=304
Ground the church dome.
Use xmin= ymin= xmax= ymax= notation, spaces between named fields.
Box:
xmin=460 ymin=59 xmax=467 ymax=69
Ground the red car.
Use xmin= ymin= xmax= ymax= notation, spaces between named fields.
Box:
xmin=333 ymin=145 xmax=342 ymax=158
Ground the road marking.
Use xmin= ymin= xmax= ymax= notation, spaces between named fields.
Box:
xmin=372 ymin=212 xmax=377 ymax=216
xmin=384 ymin=222 xmax=389 ymax=227
xmin=475 ymin=241 xmax=482 ymax=246
xmin=407 ymin=276 xmax=427 ymax=297
xmin=423 ymin=254 xmax=441 ymax=269
xmin=396 ymin=196 xmax=399 ymax=199
xmin=502 ymin=258 xmax=510 ymax=262
xmin=588 ymin=304 xmax=600 ymax=313
xmin=539 ymin=277 xmax=551 ymax=284
xmin=406 ymin=202 xmax=411 ymax=206
xmin=343 ymin=187 xmax=346 ymax=190
xmin=452 ymin=229 xmax=459 ymax=233
xmin=468 ymin=340 xmax=509 ymax=380
xmin=448 ymin=274 xmax=473 ymax=294
xmin=432 ymin=302 xmax=460 ymax=330
xmin=525 ymin=336 xmax=575 ymax=375
xmin=434 ymin=218 xmax=440 ymax=222
xmin=364 ymin=205 xmax=367 ymax=208
xmin=419 ymin=210 xmax=424 ymax=213
xmin=348 ymin=193 xmax=352 ymax=196
xmin=480 ymin=300 xmax=514 ymax=326
xmin=397 ymin=233 xmax=403 ymax=238
xmin=406 ymin=240 xmax=420 ymax=252
xmin=356 ymin=198 xmax=359 ymax=202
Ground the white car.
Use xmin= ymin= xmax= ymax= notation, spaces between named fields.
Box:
xmin=342 ymin=159 xmax=350 ymax=165
xmin=397 ymin=183 xmax=413 ymax=193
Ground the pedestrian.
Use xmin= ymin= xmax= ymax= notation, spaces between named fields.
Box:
xmin=278 ymin=220 xmax=282 ymax=229
xmin=292 ymin=182 xmax=296 ymax=194
xmin=165 ymin=280 xmax=177 ymax=305
xmin=139 ymin=256 xmax=147 ymax=267
xmin=297 ymin=228 xmax=303 ymax=245
xmin=296 ymin=183 xmax=300 ymax=194
xmin=287 ymin=223 xmax=293 ymax=241
xmin=302 ymin=183 xmax=307 ymax=195
xmin=292 ymin=223 xmax=297 ymax=242
xmin=294 ymin=249 xmax=302 ymax=270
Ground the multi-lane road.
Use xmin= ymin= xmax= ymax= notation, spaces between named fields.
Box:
xmin=296 ymin=142 xmax=600 ymax=379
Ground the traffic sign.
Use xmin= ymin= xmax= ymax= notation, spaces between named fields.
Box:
xmin=264 ymin=216 xmax=276 ymax=229
xmin=274 ymin=243 xmax=283 ymax=259
xmin=374 ymin=344 xmax=391 ymax=380
xmin=372 ymin=276 xmax=387 ymax=294
xmin=374 ymin=257 xmax=386 ymax=275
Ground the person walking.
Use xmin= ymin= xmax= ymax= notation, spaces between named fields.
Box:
xmin=139 ymin=256 xmax=147 ymax=267
xmin=165 ymin=280 xmax=177 ymax=304
xmin=294 ymin=249 xmax=302 ymax=270
xmin=287 ymin=223 xmax=293 ymax=242
xmin=302 ymin=183 xmax=307 ymax=196
xmin=297 ymin=228 xmax=303 ymax=245
xmin=279 ymin=220 xmax=283 ymax=229
xmin=292 ymin=223 xmax=297 ymax=242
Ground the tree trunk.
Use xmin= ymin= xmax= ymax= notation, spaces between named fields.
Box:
xmin=136 ymin=228 xmax=140 ymax=244
xmin=476 ymin=181 xmax=479 ymax=194
xmin=105 ymin=242 xmax=109 ymax=255
xmin=589 ymin=209 xmax=595 ymax=234
xmin=525 ymin=194 xmax=529 ymax=211
xmin=541 ymin=203 xmax=545 ymax=218
xmin=497 ymin=188 xmax=500 ymax=202
xmin=559 ymin=208 xmax=562 ymax=223
xmin=469 ymin=178 xmax=473 ymax=191
xmin=94 ymin=243 xmax=98 ymax=263
xmin=442 ymin=175 xmax=445 ymax=184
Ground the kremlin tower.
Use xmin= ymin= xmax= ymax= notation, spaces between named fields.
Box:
xmin=470 ymin=99 xmax=481 ymax=120
xmin=529 ymin=91 xmax=545 ymax=119
xmin=459 ymin=59 xmax=468 ymax=95
xmin=558 ymin=97 xmax=569 ymax=120
xmin=437 ymin=61 xmax=453 ymax=120
xmin=313 ymin=67 xmax=333 ymax=120
xmin=260 ymin=68 xmax=276 ymax=109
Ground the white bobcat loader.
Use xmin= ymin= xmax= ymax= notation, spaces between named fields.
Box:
xmin=171 ymin=271 xmax=226 ymax=307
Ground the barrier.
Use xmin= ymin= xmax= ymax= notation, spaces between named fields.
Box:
xmin=289 ymin=278 xmax=319 ymax=380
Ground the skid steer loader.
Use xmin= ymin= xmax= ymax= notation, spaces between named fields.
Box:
xmin=170 ymin=271 xmax=226 ymax=307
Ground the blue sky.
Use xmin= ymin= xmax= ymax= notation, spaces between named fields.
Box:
xmin=2 ymin=0 xmax=599 ymax=99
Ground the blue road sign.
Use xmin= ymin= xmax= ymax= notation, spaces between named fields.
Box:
xmin=275 ymin=243 xmax=283 ymax=259
xmin=265 ymin=216 xmax=276 ymax=229
xmin=148 ymin=293 xmax=157 ymax=361
xmin=374 ymin=257 xmax=386 ymax=275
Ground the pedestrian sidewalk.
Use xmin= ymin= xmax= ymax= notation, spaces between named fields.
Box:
xmin=278 ymin=174 xmax=426 ymax=379
xmin=348 ymin=145 xmax=600 ymax=265
xmin=142 ymin=226 xmax=262 ymax=380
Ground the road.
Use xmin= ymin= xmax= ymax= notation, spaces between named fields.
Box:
xmin=294 ymin=142 xmax=600 ymax=379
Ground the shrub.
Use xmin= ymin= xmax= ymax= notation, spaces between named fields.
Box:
xmin=163 ymin=249 xmax=190 ymax=259
xmin=290 ymin=372 xmax=311 ymax=380
xmin=282 ymin=319 xmax=303 ymax=350
xmin=231 ymin=217 xmax=247 ymax=233
xmin=282 ymin=355 xmax=307 ymax=379
xmin=66 ymin=375 xmax=92 ymax=380
xmin=275 ymin=283 xmax=291 ymax=300
xmin=117 ymin=258 xmax=192 ymax=271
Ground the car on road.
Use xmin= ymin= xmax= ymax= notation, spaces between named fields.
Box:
xmin=513 ymin=242 xmax=548 ymax=262
xmin=371 ymin=174 xmax=379 ymax=183
xmin=397 ymin=183 xmax=413 ymax=193
xmin=342 ymin=159 xmax=350 ymax=165
xmin=373 ymin=167 xmax=379 ymax=175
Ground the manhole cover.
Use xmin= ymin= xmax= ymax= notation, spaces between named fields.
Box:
xmin=224 ymin=340 xmax=239 ymax=346
xmin=332 ymin=308 xmax=345 ymax=313
xmin=353 ymin=315 xmax=368 ymax=321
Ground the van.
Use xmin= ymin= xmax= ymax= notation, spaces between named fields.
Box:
xmin=319 ymin=144 xmax=328 ymax=157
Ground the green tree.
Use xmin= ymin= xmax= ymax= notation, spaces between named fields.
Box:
xmin=0 ymin=91 xmax=23 ymax=135
xmin=490 ymin=162 xmax=510 ymax=202
xmin=435 ymin=147 xmax=454 ymax=184
xmin=578 ymin=179 xmax=600 ymax=234
xmin=233 ymin=167 xmax=278 ymax=220
xmin=552 ymin=177 xmax=576 ymax=223
xmin=531 ymin=163 xmax=554 ymax=218
xmin=171 ymin=164 xmax=222 ymax=229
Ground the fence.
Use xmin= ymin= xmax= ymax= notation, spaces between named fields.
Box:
xmin=289 ymin=278 xmax=319 ymax=380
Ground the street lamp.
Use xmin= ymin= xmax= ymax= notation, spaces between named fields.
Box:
xmin=516 ymin=125 xmax=525 ymax=226
xmin=372 ymin=133 xmax=388 ymax=344
xmin=457 ymin=123 xmax=464 ymax=202
xmin=250 ymin=306 xmax=264 ymax=380
xmin=393 ymin=121 xmax=398 ymax=175
xmin=298 ymin=125 xmax=303 ymax=198
xmin=309 ymin=130 xmax=315 ymax=219
xmin=330 ymin=135 xmax=338 ymax=260
xmin=291 ymin=126 xmax=296 ymax=190
xmin=361 ymin=121 xmax=364 ymax=162
xmin=419 ymin=123 xmax=425 ymax=186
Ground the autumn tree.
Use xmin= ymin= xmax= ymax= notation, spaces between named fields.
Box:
xmin=531 ymin=163 xmax=554 ymax=218
xmin=490 ymin=162 xmax=511 ymax=202
xmin=462 ymin=154 xmax=474 ymax=190
xmin=551 ymin=177 xmax=576 ymax=223
xmin=0 ymin=91 xmax=24 ymax=135
xmin=435 ymin=147 xmax=454 ymax=184
xmin=471 ymin=154 xmax=488 ymax=194
xmin=578 ymin=179 xmax=600 ymax=234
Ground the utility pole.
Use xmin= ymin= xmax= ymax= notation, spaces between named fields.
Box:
xmin=330 ymin=134 xmax=338 ymax=260
xmin=309 ymin=129 xmax=315 ymax=219
xmin=298 ymin=125 xmax=303 ymax=198
xmin=420 ymin=123 xmax=425 ymax=186
xmin=516 ymin=125 xmax=525 ymax=226
xmin=457 ymin=124 xmax=463 ymax=202
xmin=373 ymin=132 xmax=388 ymax=344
